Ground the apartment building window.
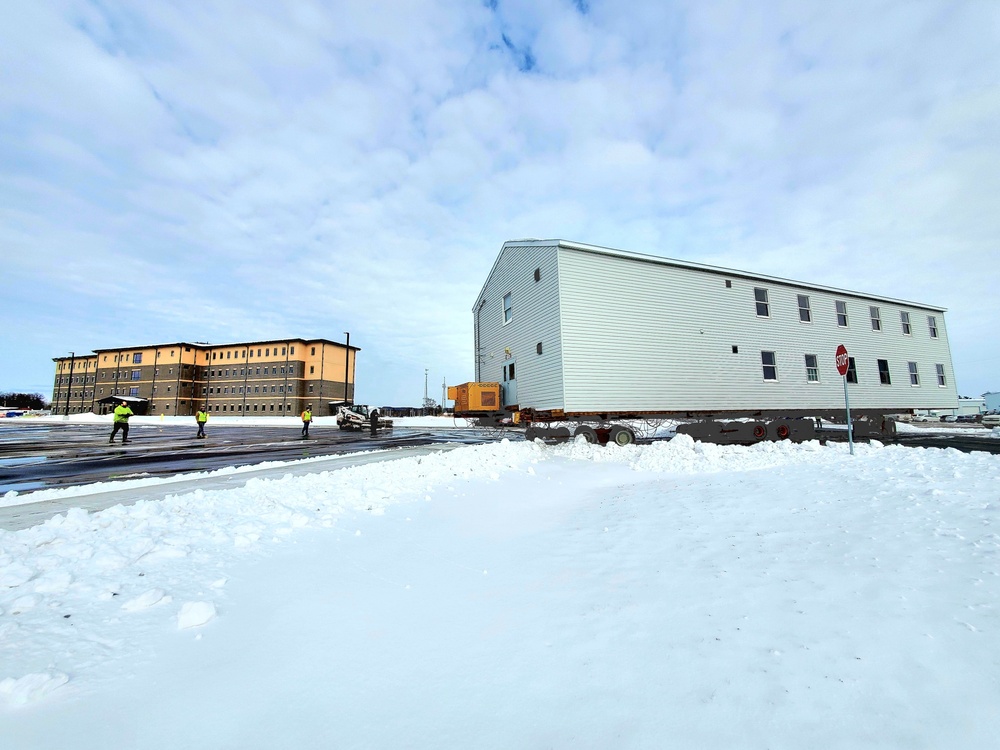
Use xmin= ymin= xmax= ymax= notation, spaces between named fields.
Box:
xmin=133 ymin=353 xmax=142 ymax=363
xmin=290 ymin=346 xmax=294 ymax=354
xmin=928 ymin=316 xmax=938 ymax=338
xmin=130 ymin=387 xmax=139 ymax=397
xmin=936 ymin=364 xmax=946 ymax=386
xmin=503 ymin=292 xmax=513 ymax=324
xmin=846 ymin=358 xmax=858 ymax=384
xmin=258 ymin=349 xmax=262 ymax=357
xmin=289 ymin=365 xmax=295 ymax=374
xmin=309 ymin=366 xmax=315 ymax=374
xmin=266 ymin=348 xmax=270 ymax=356
xmin=311 ymin=347 xmax=316 ymax=355
xmin=798 ymin=295 xmax=811 ymax=322
xmin=836 ymin=300 xmax=848 ymax=327
xmin=308 ymin=385 xmax=314 ymax=392
xmin=280 ymin=367 xmax=286 ymax=375
xmin=877 ymin=359 xmax=891 ymax=385
xmin=131 ymin=370 xmax=141 ymax=380
xmin=901 ymin=311 xmax=911 ymax=335
xmin=282 ymin=347 xmax=286 ymax=355
xmin=255 ymin=367 xmax=260 ymax=375
xmin=870 ymin=306 xmax=881 ymax=331
xmin=754 ymin=288 xmax=769 ymax=317
xmin=761 ymin=351 xmax=777 ymax=380
xmin=908 ymin=362 xmax=920 ymax=386
xmin=227 ymin=351 xmax=231 ymax=359
xmin=804 ymin=354 xmax=819 ymax=382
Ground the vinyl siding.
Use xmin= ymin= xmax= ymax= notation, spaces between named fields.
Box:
xmin=476 ymin=240 xmax=959 ymax=414
xmin=475 ymin=243 xmax=564 ymax=409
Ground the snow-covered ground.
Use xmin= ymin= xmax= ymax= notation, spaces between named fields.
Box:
xmin=2 ymin=426 xmax=1000 ymax=748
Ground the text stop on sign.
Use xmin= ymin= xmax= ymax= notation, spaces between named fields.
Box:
xmin=835 ymin=344 xmax=850 ymax=377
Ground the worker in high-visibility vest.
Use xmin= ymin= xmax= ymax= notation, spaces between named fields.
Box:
xmin=301 ymin=406 xmax=313 ymax=438
xmin=195 ymin=407 xmax=209 ymax=439
xmin=109 ymin=401 xmax=133 ymax=444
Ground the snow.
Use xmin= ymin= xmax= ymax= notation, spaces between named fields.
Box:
xmin=2 ymin=430 xmax=1000 ymax=748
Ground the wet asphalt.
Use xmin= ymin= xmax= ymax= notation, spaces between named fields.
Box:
xmin=0 ymin=422 xmax=500 ymax=495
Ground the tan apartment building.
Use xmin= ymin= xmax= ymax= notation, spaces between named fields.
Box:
xmin=52 ymin=338 xmax=357 ymax=417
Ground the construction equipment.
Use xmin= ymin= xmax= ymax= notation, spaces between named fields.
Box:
xmin=334 ymin=403 xmax=393 ymax=431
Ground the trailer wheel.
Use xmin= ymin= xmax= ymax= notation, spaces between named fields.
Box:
xmin=775 ymin=424 xmax=790 ymax=440
xmin=573 ymin=425 xmax=599 ymax=443
xmin=609 ymin=425 xmax=636 ymax=446
xmin=752 ymin=424 xmax=767 ymax=440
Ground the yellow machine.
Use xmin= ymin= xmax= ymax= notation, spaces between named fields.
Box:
xmin=447 ymin=382 xmax=501 ymax=413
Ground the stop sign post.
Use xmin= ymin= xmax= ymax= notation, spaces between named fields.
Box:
xmin=836 ymin=344 xmax=854 ymax=455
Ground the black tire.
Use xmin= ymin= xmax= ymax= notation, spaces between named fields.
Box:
xmin=609 ymin=425 xmax=636 ymax=446
xmin=573 ymin=425 xmax=599 ymax=443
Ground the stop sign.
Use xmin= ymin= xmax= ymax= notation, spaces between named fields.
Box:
xmin=835 ymin=344 xmax=850 ymax=376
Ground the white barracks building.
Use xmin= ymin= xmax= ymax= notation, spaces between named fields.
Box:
xmin=473 ymin=239 xmax=959 ymax=416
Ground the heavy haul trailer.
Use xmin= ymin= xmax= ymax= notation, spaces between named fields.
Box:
xmin=453 ymin=239 xmax=960 ymax=445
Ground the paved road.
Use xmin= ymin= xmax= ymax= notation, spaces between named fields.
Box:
xmin=0 ymin=422 xmax=496 ymax=494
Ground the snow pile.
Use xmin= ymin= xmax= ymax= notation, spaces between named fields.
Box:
xmin=2 ymin=437 xmax=1000 ymax=748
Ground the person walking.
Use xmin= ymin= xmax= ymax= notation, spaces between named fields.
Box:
xmin=109 ymin=400 xmax=133 ymax=444
xmin=195 ymin=406 xmax=209 ymax=439
xmin=301 ymin=406 xmax=313 ymax=438
xmin=369 ymin=407 xmax=379 ymax=436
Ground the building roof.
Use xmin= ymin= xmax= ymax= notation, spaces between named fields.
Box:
xmin=478 ymin=238 xmax=947 ymax=313
xmin=53 ymin=338 xmax=358 ymax=361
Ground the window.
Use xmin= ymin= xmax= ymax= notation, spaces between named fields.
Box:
xmin=761 ymin=351 xmax=777 ymax=380
xmin=754 ymin=288 xmax=769 ymax=317
xmin=131 ymin=370 xmax=141 ymax=380
xmin=732 ymin=345 xmax=738 ymax=354
xmin=877 ymin=359 xmax=891 ymax=385
xmin=258 ymin=349 xmax=262 ymax=357
xmin=309 ymin=366 xmax=315 ymax=374
xmin=308 ymin=385 xmax=314 ymax=392
xmin=870 ymin=306 xmax=881 ymax=331
xmin=836 ymin=300 xmax=848 ymax=327
xmin=725 ymin=279 xmax=732 ymax=288
xmin=536 ymin=342 xmax=543 ymax=355
xmin=936 ymin=364 xmax=946 ymax=386
xmin=928 ymin=316 xmax=938 ymax=338
xmin=282 ymin=347 xmax=286 ymax=355
xmin=534 ymin=267 xmax=541 ymax=282
xmin=901 ymin=311 xmax=911 ymax=335
xmin=908 ymin=362 xmax=919 ymax=386
xmin=846 ymin=358 xmax=858 ymax=384
xmin=804 ymin=354 xmax=819 ymax=382
xmin=503 ymin=292 xmax=513 ymax=324
xmin=311 ymin=347 xmax=316 ymax=355
xmin=290 ymin=346 xmax=294 ymax=354
xmin=798 ymin=295 xmax=811 ymax=322
xmin=133 ymin=353 xmax=142 ymax=364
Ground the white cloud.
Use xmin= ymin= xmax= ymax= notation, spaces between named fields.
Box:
xmin=1 ymin=0 xmax=998 ymax=402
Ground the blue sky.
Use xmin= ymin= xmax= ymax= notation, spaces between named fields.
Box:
xmin=2 ymin=0 xmax=998 ymax=405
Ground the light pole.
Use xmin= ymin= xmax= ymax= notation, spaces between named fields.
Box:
xmin=65 ymin=352 xmax=75 ymax=416
xmin=343 ymin=332 xmax=350 ymax=404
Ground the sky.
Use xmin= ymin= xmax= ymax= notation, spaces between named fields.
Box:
xmin=2 ymin=0 xmax=999 ymax=406
xmin=2 ymin=416 xmax=1000 ymax=747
